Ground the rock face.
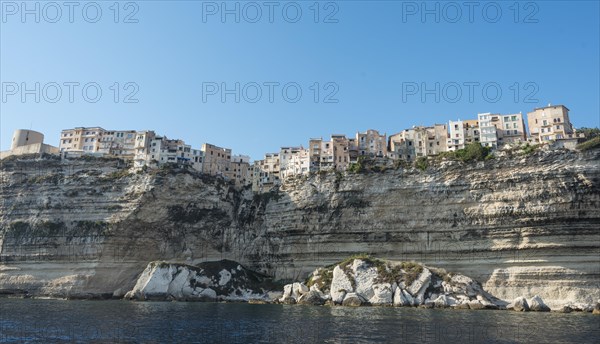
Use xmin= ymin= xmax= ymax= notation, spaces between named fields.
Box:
xmin=124 ymin=260 xmax=273 ymax=301
xmin=1 ymin=148 xmax=599 ymax=309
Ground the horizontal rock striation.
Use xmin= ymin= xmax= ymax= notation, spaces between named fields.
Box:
xmin=1 ymin=148 xmax=599 ymax=308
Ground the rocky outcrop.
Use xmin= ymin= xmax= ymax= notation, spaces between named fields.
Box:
xmin=124 ymin=260 xmax=275 ymax=301
xmin=286 ymin=258 xmax=504 ymax=309
xmin=1 ymin=148 xmax=599 ymax=310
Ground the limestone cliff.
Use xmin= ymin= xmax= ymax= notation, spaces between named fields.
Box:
xmin=0 ymin=148 xmax=599 ymax=309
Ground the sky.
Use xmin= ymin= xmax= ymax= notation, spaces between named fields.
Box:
xmin=1 ymin=0 xmax=599 ymax=160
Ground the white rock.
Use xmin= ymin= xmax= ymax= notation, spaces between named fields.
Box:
xmin=508 ymin=296 xmax=529 ymax=311
xmin=529 ymin=295 xmax=550 ymax=312
xmin=402 ymin=289 xmax=415 ymax=306
xmin=393 ymin=288 xmax=411 ymax=306
xmin=370 ymin=283 xmax=393 ymax=305
xmin=407 ymin=268 xmax=431 ymax=305
xmin=167 ymin=267 xmax=190 ymax=299
xmin=199 ymin=288 xmax=217 ymax=300
xmin=352 ymin=259 xmax=379 ymax=302
xmin=330 ymin=265 xmax=353 ymax=304
xmin=292 ymin=282 xmax=309 ymax=299
xmin=280 ymin=284 xmax=293 ymax=302
xmin=218 ymin=269 xmax=232 ymax=286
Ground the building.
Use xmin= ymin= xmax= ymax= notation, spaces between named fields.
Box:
xmin=478 ymin=113 xmax=527 ymax=148
xmin=355 ymin=129 xmax=387 ymax=157
xmin=147 ymin=136 xmax=197 ymax=168
xmin=252 ymin=152 xmax=280 ymax=192
xmin=527 ymin=105 xmax=574 ymax=142
xmin=280 ymin=147 xmax=309 ymax=179
xmin=478 ymin=114 xmax=497 ymax=148
xmin=59 ymin=127 xmax=105 ymax=154
xmin=388 ymin=124 xmax=448 ymax=160
xmin=447 ymin=120 xmax=480 ymax=151
xmin=201 ymin=143 xmax=232 ymax=177
xmin=133 ymin=131 xmax=157 ymax=168
xmin=308 ymin=138 xmax=333 ymax=172
xmin=97 ymin=130 xmax=137 ymax=159
xmin=497 ymin=113 xmax=527 ymax=144
xmin=229 ymin=154 xmax=251 ymax=186
xmin=1 ymin=129 xmax=59 ymax=160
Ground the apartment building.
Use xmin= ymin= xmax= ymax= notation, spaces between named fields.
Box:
xmin=133 ymin=131 xmax=157 ymax=168
xmin=527 ymin=105 xmax=574 ymax=142
xmin=252 ymin=153 xmax=280 ymax=192
xmin=280 ymin=147 xmax=309 ymax=179
xmin=388 ymin=124 xmax=448 ymax=160
xmin=497 ymin=113 xmax=527 ymax=144
xmin=447 ymin=120 xmax=480 ymax=150
xmin=229 ymin=154 xmax=252 ymax=186
xmin=201 ymin=143 xmax=231 ymax=177
xmin=308 ymin=135 xmax=352 ymax=171
xmin=97 ymin=130 xmax=137 ymax=159
xmin=59 ymin=127 xmax=105 ymax=153
xmin=355 ymin=129 xmax=386 ymax=157
xmin=478 ymin=114 xmax=497 ymax=148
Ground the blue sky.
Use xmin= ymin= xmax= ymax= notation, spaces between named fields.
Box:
xmin=1 ymin=0 xmax=599 ymax=160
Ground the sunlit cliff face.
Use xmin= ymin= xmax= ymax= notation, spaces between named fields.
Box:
xmin=0 ymin=148 xmax=599 ymax=308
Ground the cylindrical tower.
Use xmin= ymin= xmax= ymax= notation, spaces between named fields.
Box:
xmin=11 ymin=129 xmax=44 ymax=150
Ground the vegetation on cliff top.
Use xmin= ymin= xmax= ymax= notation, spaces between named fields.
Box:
xmin=577 ymin=136 xmax=600 ymax=151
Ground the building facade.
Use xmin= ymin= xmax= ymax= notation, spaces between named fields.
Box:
xmin=201 ymin=143 xmax=232 ymax=177
xmin=527 ymin=105 xmax=574 ymax=142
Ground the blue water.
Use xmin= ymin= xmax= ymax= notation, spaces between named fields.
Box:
xmin=0 ymin=299 xmax=598 ymax=343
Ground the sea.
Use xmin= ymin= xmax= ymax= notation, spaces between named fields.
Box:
xmin=0 ymin=299 xmax=599 ymax=343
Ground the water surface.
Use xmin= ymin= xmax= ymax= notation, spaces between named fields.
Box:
xmin=1 ymin=299 xmax=598 ymax=343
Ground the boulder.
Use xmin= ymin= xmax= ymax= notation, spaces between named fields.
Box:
xmin=407 ymin=268 xmax=432 ymax=305
xmin=279 ymin=284 xmax=293 ymax=302
xmin=297 ymin=290 xmax=326 ymax=305
xmin=555 ymin=306 xmax=573 ymax=313
xmin=393 ymin=288 xmax=411 ymax=307
xmin=342 ymin=292 xmax=364 ymax=307
xmin=281 ymin=296 xmax=296 ymax=305
xmin=330 ymin=265 xmax=353 ymax=304
xmin=370 ymin=283 xmax=394 ymax=305
xmin=528 ymin=295 xmax=550 ymax=312
xmin=593 ymin=303 xmax=600 ymax=315
xmin=291 ymin=282 xmax=309 ymax=299
xmin=468 ymin=301 xmax=486 ymax=310
xmin=509 ymin=297 xmax=530 ymax=312
xmin=352 ymin=259 xmax=379 ymax=301
xmin=402 ymin=289 xmax=415 ymax=306
xmin=455 ymin=302 xmax=470 ymax=309
xmin=431 ymin=295 xmax=456 ymax=308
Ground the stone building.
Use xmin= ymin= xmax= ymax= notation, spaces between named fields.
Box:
xmin=229 ymin=154 xmax=252 ymax=186
xmin=388 ymin=124 xmax=448 ymax=160
xmin=527 ymin=105 xmax=575 ymax=142
xmin=201 ymin=143 xmax=231 ymax=177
